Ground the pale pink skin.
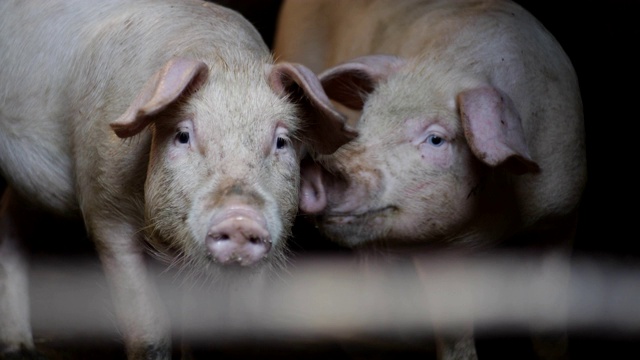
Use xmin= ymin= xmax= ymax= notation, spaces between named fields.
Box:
xmin=0 ymin=0 xmax=354 ymax=358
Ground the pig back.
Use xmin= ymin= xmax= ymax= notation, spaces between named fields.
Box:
xmin=0 ymin=0 xmax=270 ymax=215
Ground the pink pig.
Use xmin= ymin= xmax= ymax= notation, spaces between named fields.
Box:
xmin=0 ymin=0 xmax=354 ymax=359
xmin=275 ymin=0 xmax=586 ymax=358
xmin=275 ymin=0 xmax=586 ymax=252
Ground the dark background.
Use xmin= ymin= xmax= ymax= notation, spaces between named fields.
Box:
xmin=488 ymin=1 xmax=638 ymax=260
xmin=1 ymin=1 xmax=638 ymax=359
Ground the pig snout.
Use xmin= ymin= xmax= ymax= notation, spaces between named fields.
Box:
xmin=206 ymin=207 xmax=272 ymax=266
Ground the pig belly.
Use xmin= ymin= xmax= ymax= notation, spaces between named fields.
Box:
xmin=0 ymin=127 xmax=77 ymax=213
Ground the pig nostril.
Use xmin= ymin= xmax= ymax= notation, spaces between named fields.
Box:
xmin=249 ymin=236 xmax=261 ymax=244
xmin=208 ymin=232 xmax=230 ymax=241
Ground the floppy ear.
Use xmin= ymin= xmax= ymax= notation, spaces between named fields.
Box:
xmin=268 ymin=62 xmax=358 ymax=154
xmin=458 ymin=86 xmax=540 ymax=175
xmin=110 ymin=57 xmax=209 ymax=138
xmin=319 ymin=54 xmax=405 ymax=110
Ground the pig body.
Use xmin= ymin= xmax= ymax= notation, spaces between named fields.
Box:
xmin=274 ymin=0 xmax=585 ymax=358
xmin=0 ymin=0 xmax=353 ymax=358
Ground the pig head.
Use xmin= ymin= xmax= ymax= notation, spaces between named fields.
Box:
xmin=107 ymin=57 xmax=353 ymax=270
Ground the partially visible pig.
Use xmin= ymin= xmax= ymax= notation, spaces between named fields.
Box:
xmin=274 ymin=0 xmax=586 ymax=358
xmin=0 ymin=0 xmax=355 ymax=359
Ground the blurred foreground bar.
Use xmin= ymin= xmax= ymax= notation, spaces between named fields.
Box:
xmin=29 ymin=251 xmax=640 ymax=343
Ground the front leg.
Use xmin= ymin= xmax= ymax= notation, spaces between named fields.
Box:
xmin=91 ymin=221 xmax=171 ymax=360
xmin=435 ymin=331 xmax=479 ymax=360
xmin=0 ymin=188 xmax=37 ymax=358
xmin=412 ymin=255 xmax=479 ymax=360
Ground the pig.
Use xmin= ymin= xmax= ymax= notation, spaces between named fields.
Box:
xmin=0 ymin=0 xmax=355 ymax=359
xmin=274 ymin=0 xmax=586 ymax=358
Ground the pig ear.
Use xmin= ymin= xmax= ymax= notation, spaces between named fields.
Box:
xmin=268 ymin=62 xmax=358 ymax=154
xmin=458 ymin=87 xmax=540 ymax=175
xmin=319 ymin=55 xmax=405 ymax=109
xmin=110 ymin=57 xmax=209 ymax=138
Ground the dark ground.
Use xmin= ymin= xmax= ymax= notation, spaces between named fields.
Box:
xmin=2 ymin=0 xmax=639 ymax=359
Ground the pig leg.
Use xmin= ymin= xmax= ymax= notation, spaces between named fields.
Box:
xmin=435 ymin=331 xmax=478 ymax=360
xmin=414 ymin=255 xmax=479 ymax=360
xmin=90 ymin=221 xmax=171 ymax=360
xmin=0 ymin=188 xmax=37 ymax=357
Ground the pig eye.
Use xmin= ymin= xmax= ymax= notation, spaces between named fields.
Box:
xmin=176 ymin=131 xmax=190 ymax=144
xmin=426 ymin=134 xmax=445 ymax=147
xmin=172 ymin=120 xmax=195 ymax=149
xmin=272 ymin=126 xmax=292 ymax=155
xmin=276 ymin=136 xmax=287 ymax=149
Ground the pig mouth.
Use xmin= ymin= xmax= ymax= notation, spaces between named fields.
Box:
xmin=322 ymin=205 xmax=398 ymax=225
